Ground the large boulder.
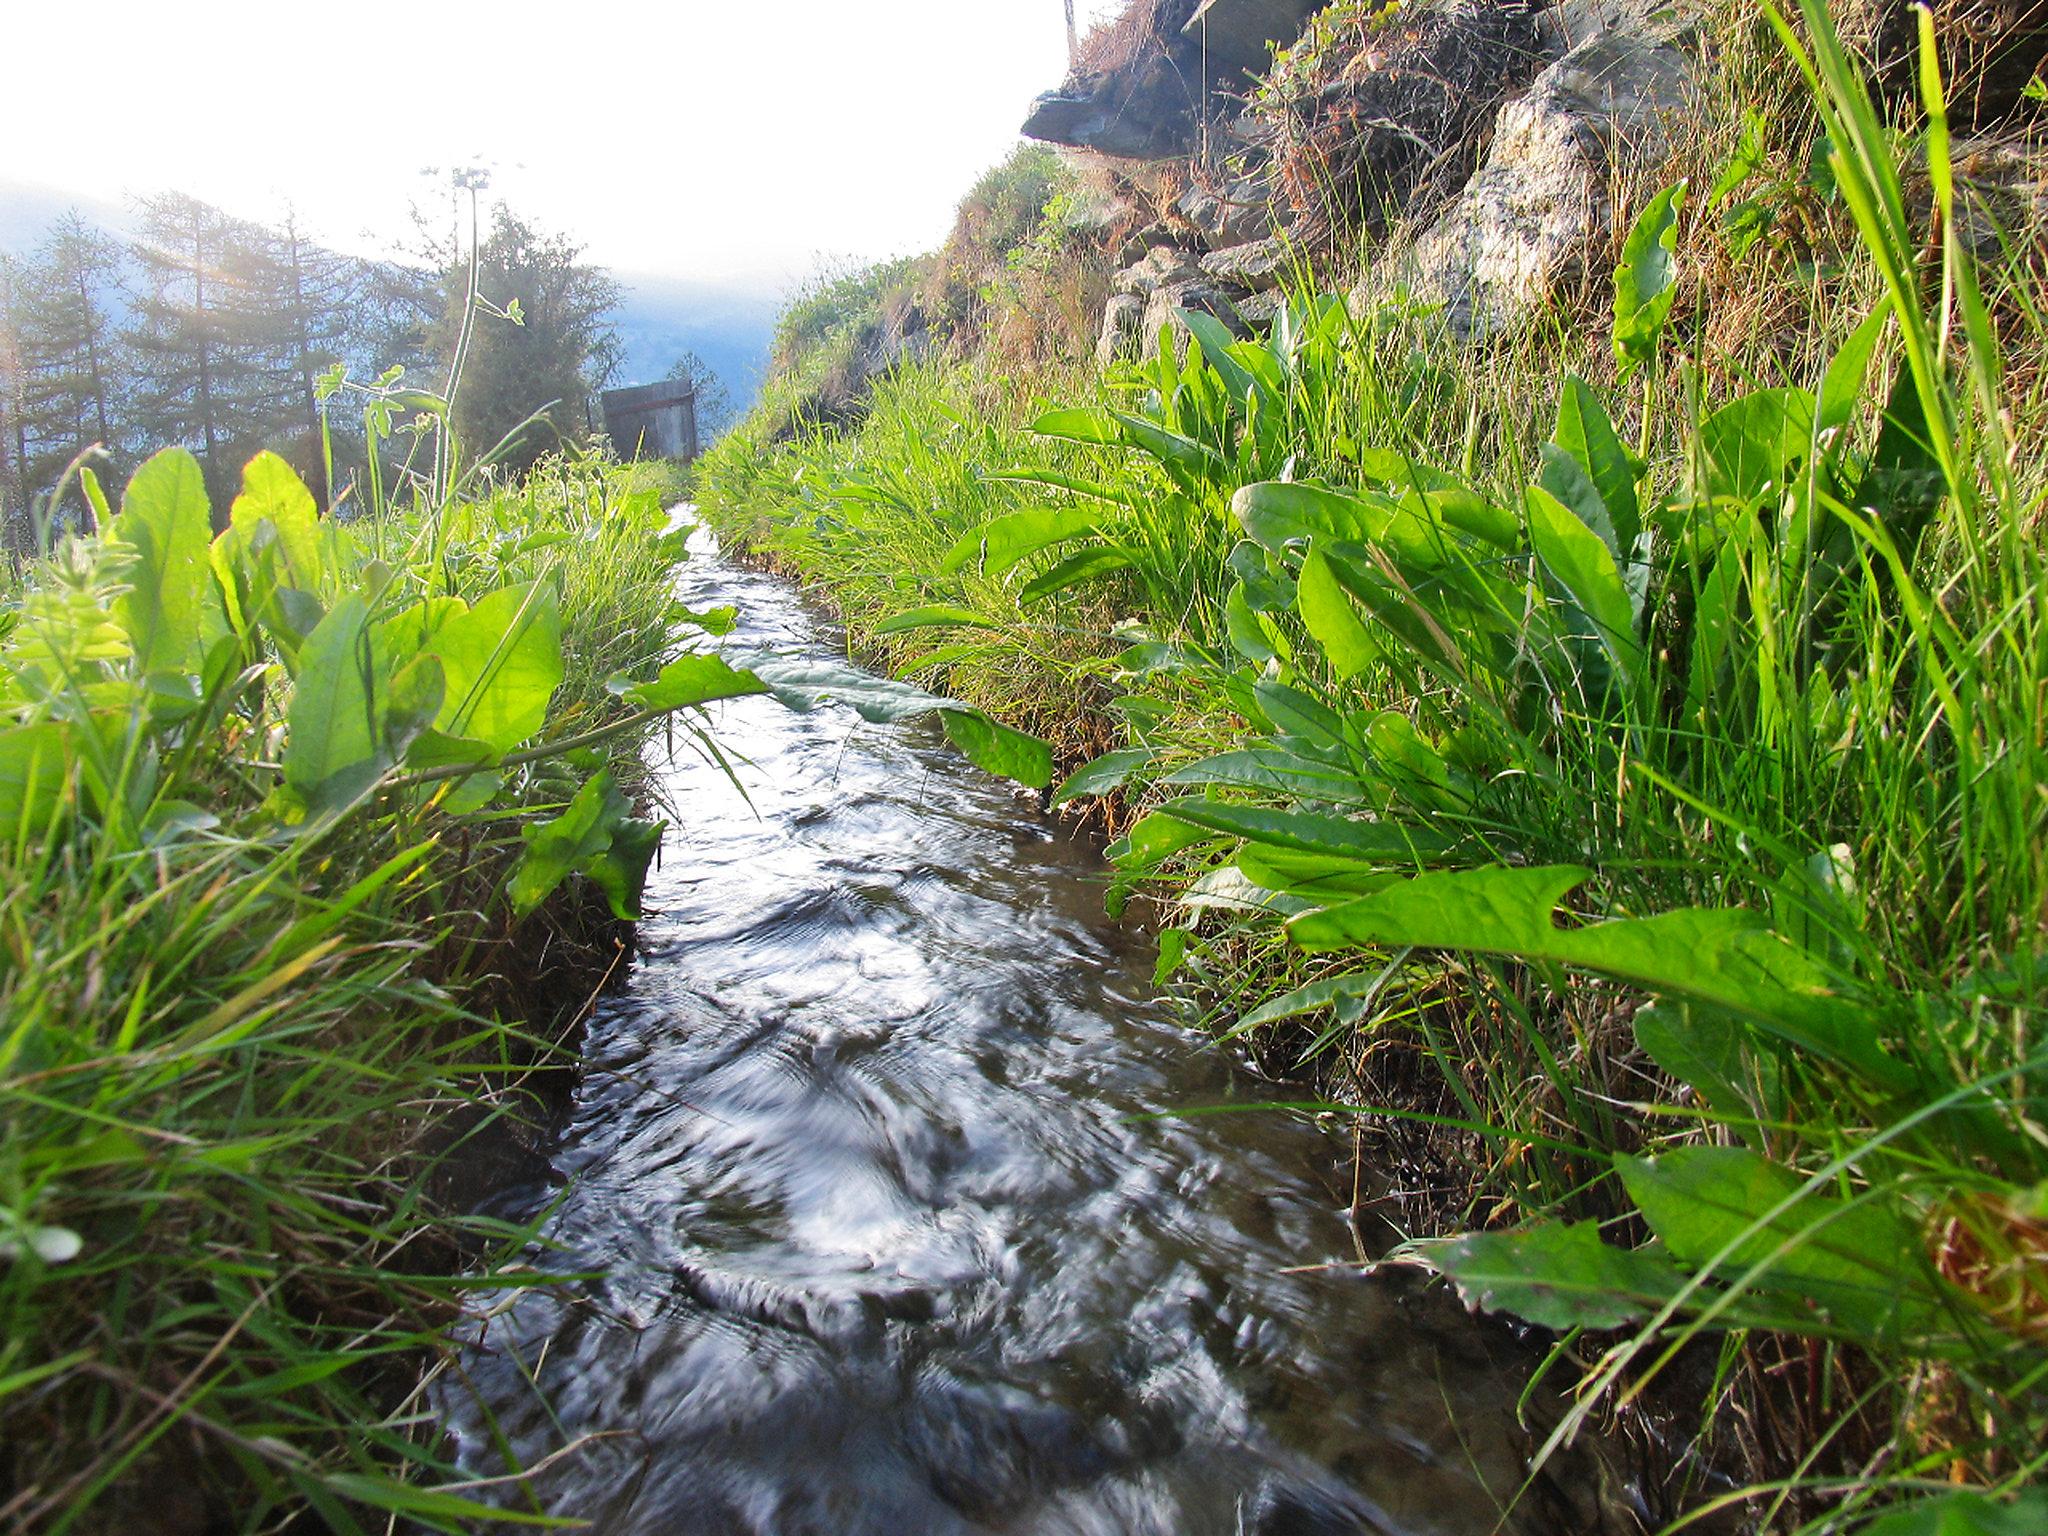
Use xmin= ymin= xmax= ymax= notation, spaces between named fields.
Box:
xmin=1181 ymin=0 xmax=1327 ymax=73
xmin=1023 ymin=0 xmax=1322 ymax=160
xmin=1396 ymin=14 xmax=1699 ymax=338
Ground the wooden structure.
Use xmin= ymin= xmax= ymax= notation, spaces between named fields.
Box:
xmin=599 ymin=379 xmax=699 ymax=463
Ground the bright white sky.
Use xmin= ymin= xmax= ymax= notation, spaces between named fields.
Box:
xmin=6 ymin=0 xmax=1124 ymax=294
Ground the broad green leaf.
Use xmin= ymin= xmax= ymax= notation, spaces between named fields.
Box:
xmin=941 ymin=710 xmax=1054 ymax=789
xmin=1019 ymin=547 xmax=1133 ymax=606
xmin=1683 ymin=534 xmax=1747 ymax=722
xmin=621 ymin=653 xmax=767 ymax=712
xmin=229 ymin=451 xmax=323 ymax=593
xmin=1548 ymin=375 xmax=1641 ymax=553
xmin=1860 ymin=366 xmax=1945 ymax=550
xmin=1537 ymin=444 xmax=1624 ymax=561
xmin=1858 ymin=1491 xmax=2048 ymax=1536
xmin=1160 ymin=745 xmax=1365 ymax=798
xmin=1633 ymin=1001 xmax=1784 ymax=1125
xmin=1818 ymin=302 xmax=1889 ymax=437
xmin=986 ymin=468 xmax=1138 ymax=508
xmin=1108 ymin=808 xmax=1220 ymax=871
xmin=432 ymin=584 xmax=564 ymax=752
xmin=1525 ymin=484 xmax=1645 ymax=689
xmin=872 ymin=604 xmax=1002 ymax=636
xmin=1613 ymin=180 xmax=1686 ymax=376
xmin=1224 ymin=580 xmax=1279 ymax=662
xmin=1253 ymin=680 xmax=1345 ymax=747
xmin=1231 ymin=968 xmax=1390 ymax=1031
xmin=676 ymin=603 xmax=738 ymax=636
xmin=1286 ymin=864 xmax=1910 ymax=1087
xmin=741 ymin=656 xmax=1052 ymax=786
xmin=1229 ymin=541 xmax=1296 ymax=612
xmin=510 ymin=770 xmax=629 ymax=915
xmin=1430 ymin=1221 xmax=1690 ymax=1331
xmin=1232 ymin=481 xmax=1385 ymax=552
xmin=1051 ymin=746 xmax=1152 ymax=806
xmin=1698 ymin=388 xmax=1816 ymax=505
xmin=586 ymin=815 xmax=665 ymax=920
xmin=379 ymin=597 xmax=465 ymax=665
xmin=1028 ymin=407 xmax=1122 ymax=445
xmin=1180 ymin=308 xmax=1268 ymax=411
xmin=939 ymin=507 xmax=1100 ymax=576
xmin=1297 ymin=544 xmax=1378 ymax=679
xmin=283 ymin=595 xmax=377 ymax=796
xmin=1107 ymin=410 xmax=1226 ymax=476
xmin=0 ymin=723 xmax=72 ymax=838
xmin=1621 ymin=1146 xmax=1945 ymax=1337
xmin=111 ymin=448 xmax=212 ymax=675
xmin=1151 ymin=797 xmax=1449 ymax=863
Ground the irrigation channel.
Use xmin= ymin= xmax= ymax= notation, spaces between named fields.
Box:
xmin=446 ymin=521 xmax=1642 ymax=1536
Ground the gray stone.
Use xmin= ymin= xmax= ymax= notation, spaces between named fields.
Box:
xmin=1097 ymin=292 xmax=1149 ymax=367
xmin=1142 ymin=276 xmax=1256 ymax=354
xmin=1177 ymin=174 xmax=1283 ymax=247
xmin=1535 ymin=0 xmax=1688 ymax=55
xmin=1235 ymin=289 xmax=1285 ymax=334
xmin=1397 ymin=23 xmax=1698 ymax=338
xmin=1114 ymin=245 xmax=1206 ymax=297
xmin=1201 ymin=237 xmax=1292 ymax=291
xmin=1181 ymin=0 xmax=1325 ymax=75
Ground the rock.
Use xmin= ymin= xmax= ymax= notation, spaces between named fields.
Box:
xmin=1235 ymin=289 xmax=1286 ymax=334
xmin=1117 ymin=223 xmax=1179 ymax=265
xmin=1878 ymin=0 xmax=2048 ymax=129
xmin=1182 ymin=0 xmax=1326 ymax=75
xmin=1257 ymin=0 xmax=1551 ymax=239
xmin=1177 ymin=174 xmax=1283 ymax=247
xmin=1397 ymin=19 xmax=1699 ymax=338
xmin=1909 ymin=136 xmax=2048 ymax=255
xmin=1022 ymin=0 xmax=1322 ymax=159
xmin=1114 ymin=245 xmax=1207 ymax=297
xmin=1142 ymin=276 xmax=1256 ymax=354
xmin=1201 ymin=237 xmax=1293 ymax=291
xmin=1024 ymin=64 xmax=1202 ymax=161
xmin=1097 ymin=292 xmax=1149 ymax=366
xmin=1535 ymin=0 xmax=1676 ymax=55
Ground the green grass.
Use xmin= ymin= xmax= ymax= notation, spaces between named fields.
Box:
xmin=0 ymin=444 xmax=704 ymax=1532
xmin=695 ymin=2 xmax=2048 ymax=1528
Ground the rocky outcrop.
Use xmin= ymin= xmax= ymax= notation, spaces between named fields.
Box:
xmin=1184 ymin=0 xmax=1328 ymax=73
xmin=1395 ymin=6 xmax=1699 ymax=338
xmin=1023 ymin=0 xmax=1324 ymax=160
xmin=1067 ymin=0 xmax=1709 ymax=362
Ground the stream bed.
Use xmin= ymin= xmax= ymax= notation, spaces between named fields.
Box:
xmin=446 ymin=531 xmax=1639 ymax=1535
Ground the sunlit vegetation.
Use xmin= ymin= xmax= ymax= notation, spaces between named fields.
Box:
xmin=696 ymin=2 xmax=2048 ymax=1527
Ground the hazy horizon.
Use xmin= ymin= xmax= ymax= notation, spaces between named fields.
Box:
xmin=2 ymin=1 xmax=1123 ymax=300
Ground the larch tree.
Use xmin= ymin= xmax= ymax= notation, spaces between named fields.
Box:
xmin=10 ymin=213 xmax=130 ymax=501
xmin=125 ymin=192 xmax=270 ymax=506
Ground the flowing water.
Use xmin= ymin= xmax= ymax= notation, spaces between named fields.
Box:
xmin=447 ymin=531 xmax=1638 ymax=1535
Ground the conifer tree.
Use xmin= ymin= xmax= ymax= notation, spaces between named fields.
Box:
xmin=228 ymin=208 xmax=361 ymax=503
xmin=0 ymin=255 xmax=27 ymax=549
xmin=430 ymin=204 xmax=621 ymax=475
xmin=10 ymin=213 xmax=129 ymax=498
xmin=125 ymin=192 xmax=268 ymax=504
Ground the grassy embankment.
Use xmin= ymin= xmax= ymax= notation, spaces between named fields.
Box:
xmin=696 ymin=2 xmax=2046 ymax=1529
xmin=0 ymin=435 xmax=712 ymax=1531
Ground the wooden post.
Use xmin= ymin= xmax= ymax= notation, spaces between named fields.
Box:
xmin=1065 ymin=0 xmax=1078 ymax=65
